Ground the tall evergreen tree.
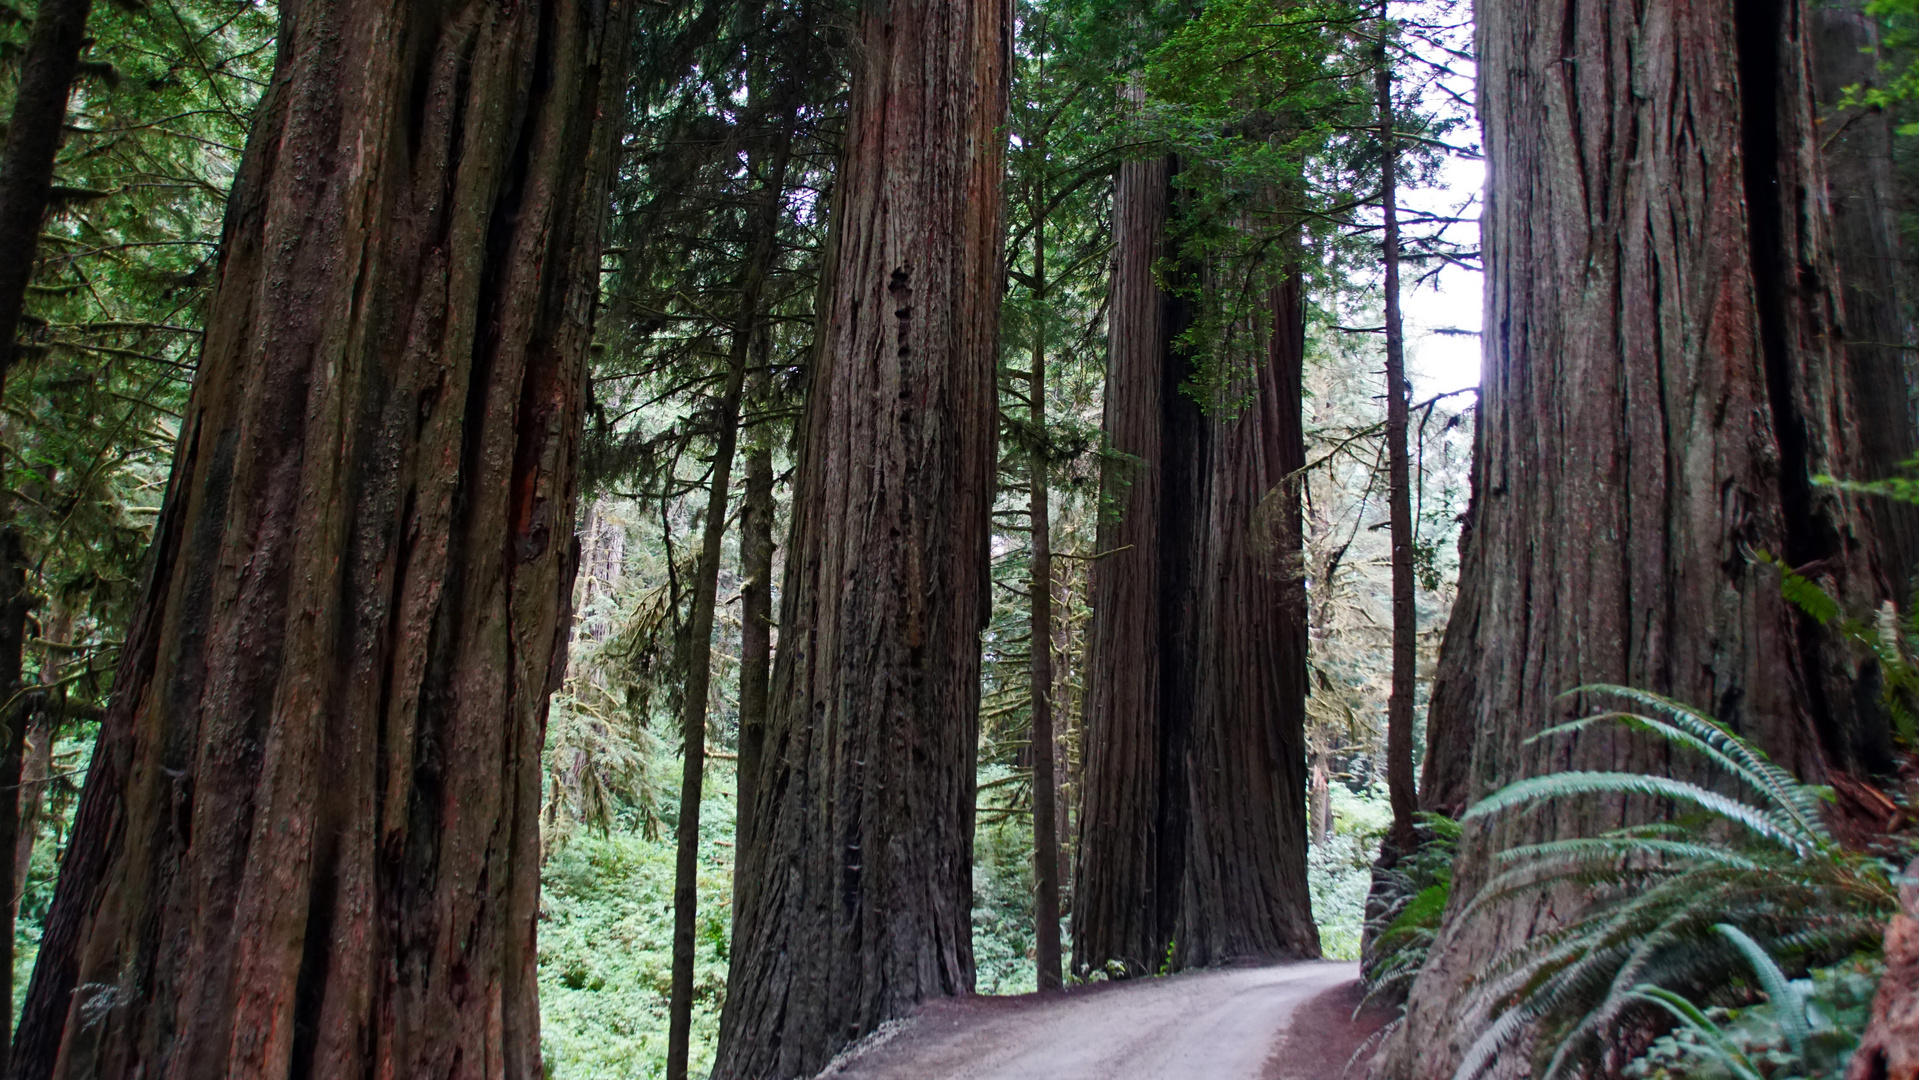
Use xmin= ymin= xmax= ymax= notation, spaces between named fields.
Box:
xmin=712 ymin=0 xmax=1011 ymax=1070
xmin=1381 ymin=1 xmax=1892 ymax=1074
xmin=10 ymin=0 xmax=635 ymax=1074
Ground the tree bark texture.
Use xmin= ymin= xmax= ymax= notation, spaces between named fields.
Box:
xmin=1417 ymin=496 xmax=1478 ymax=819
xmin=1073 ymin=153 xmax=1187 ymax=978
xmin=1809 ymin=0 xmax=1919 ymax=601
xmin=1849 ymin=860 xmax=1919 ymax=1080
xmin=1073 ymin=158 xmax=1317 ymax=976
xmin=1175 ymin=265 xmax=1319 ymax=968
xmin=1378 ymin=1 xmax=1888 ymax=1076
xmin=0 ymin=0 xmax=93 ymax=374
xmin=710 ymin=0 xmax=1009 ymax=1070
xmin=9 ymin=0 xmax=633 ymax=1074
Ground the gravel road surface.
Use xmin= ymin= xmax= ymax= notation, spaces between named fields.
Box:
xmin=815 ymin=960 xmax=1371 ymax=1080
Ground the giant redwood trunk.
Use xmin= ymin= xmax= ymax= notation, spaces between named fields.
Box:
xmin=1072 ymin=153 xmax=1189 ymax=978
xmin=1073 ymin=157 xmax=1317 ymax=976
xmin=709 ymin=0 xmax=1008 ymax=1071
xmin=1175 ymin=265 xmax=1319 ymax=967
xmin=9 ymin=0 xmax=632 ymax=1074
xmin=1378 ymin=1 xmax=1887 ymax=1076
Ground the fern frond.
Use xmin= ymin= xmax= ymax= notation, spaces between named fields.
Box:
xmin=1715 ymin=923 xmax=1807 ymax=1056
xmin=1495 ymin=838 xmax=1766 ymax=873
xmin=1464 ymin=771 xmax=1818 ymax=856
xmin=1626 ymin=986 xmax=1765 ymax=1080
xmin=1450 ymin=1005 xmax=1528 ymax=1080
xmin=1559 ymin=686 xmax=1833 ymax=843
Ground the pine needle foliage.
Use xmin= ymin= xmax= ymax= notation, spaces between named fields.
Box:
xmin=1450 ymin=685 xmax=1895 ymax=1080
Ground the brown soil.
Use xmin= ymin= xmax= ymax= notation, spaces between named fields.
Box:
xmin=1264 ymin=976 xmax=1399 ymax=1080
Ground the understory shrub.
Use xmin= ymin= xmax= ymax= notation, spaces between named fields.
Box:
xmin=1311 ymin=781 xmax=1393 ymax=960
xmin=1452 ymin=686 xmax=1896 ymax=1080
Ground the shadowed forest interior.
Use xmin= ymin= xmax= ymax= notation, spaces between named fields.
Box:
xmin=4 ymin=0 xmax=1919 ymax=1077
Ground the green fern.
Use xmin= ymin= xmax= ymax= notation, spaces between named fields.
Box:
xmin=1757 ymin=548 xmax=1919 ymax=744
xmin=1362 ymin=813 xmax=1460 ymax=1005
xmin=1449 ymin=686 xmax=1895 ymax=1080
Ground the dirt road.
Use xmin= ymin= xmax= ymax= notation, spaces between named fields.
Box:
xmin=816 ymin=961 xmax=1384 ymax=1080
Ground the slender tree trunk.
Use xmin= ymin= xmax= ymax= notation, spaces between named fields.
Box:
xmin=9 ymin=0 xmax=634 ymax=1074
xmin=1377 ymin=31 xmax=1418 ymax=853
xmin=711 ymin=0 xmax=1009 ymax=1069
xmin=731 ymin=394 xmax=774 ymax=917
xmin=0 ymin=528 xmax=28 ymax=1075
xmin=15 ymin=606 xmax=72 ymax=918
xmin=1309 ymin=753 xmax=1331 ymax=846
xmin=1380 ymin=1 xmax=1887 ymax=1075
xmin=664 ymin=370 xmax=743 ymax=1080
xmin=666 ymin=133 xmax=791 ymax=1080
xmin=0 ymin=0 xmax=93 ymax=374
xmin=1029 ymin=211 xmax=1062 ymax=993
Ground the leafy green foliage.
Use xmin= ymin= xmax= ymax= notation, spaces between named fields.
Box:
xmin=1363 ymin=812 xmax=1460 ymax=1002
xmin=973 ymin=788 xmax=1043 ymax=995
xmin=1757 ymin=548 xmax=1919 ymax=747
xmin=538 ymin=786 xmax=736 ymax=1079
xmin=1310 ymin=781 xmax=1392 ymax=960
xmin=1624 ymin=956 xmax=1880 ymax=1080
xmin=1452 ymin=687 xmax=1895 ymax=1080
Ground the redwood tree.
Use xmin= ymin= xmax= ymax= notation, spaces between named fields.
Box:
xmin=1174 ymin=263 xmax=1320 ymax=968
xmin=1072 ymin=155 xmax=1318 ymax=975
xmin=9 ymin=0 xmax=633 ymax=1074
xmin=1810 ymin=0 xmax=1919 ymax=599
xmin=710 ymin=0 xmax=1010 ymax=1071
xmin=1072 ymin=153 xmax=1189 ymax=977
xmin=1380 ymin=0 xmax=1889 ymax=1074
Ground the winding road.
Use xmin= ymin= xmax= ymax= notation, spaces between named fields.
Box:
xmin=815 ymin=961 xmax=1385 ymax=1080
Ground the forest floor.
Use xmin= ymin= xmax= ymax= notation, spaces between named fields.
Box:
xmin=815 ymin=960 xmax=1393 ymax=1080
